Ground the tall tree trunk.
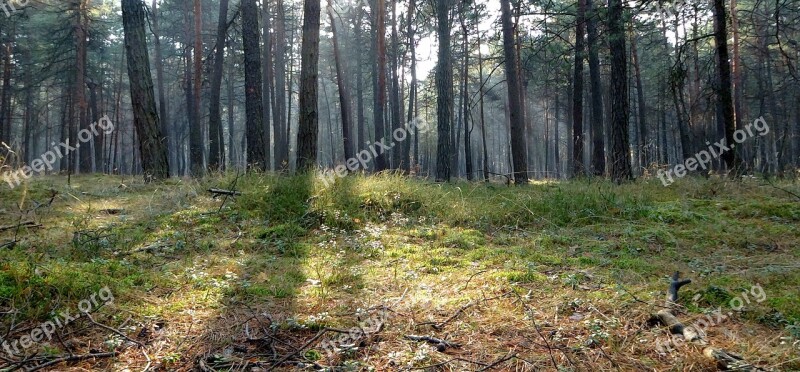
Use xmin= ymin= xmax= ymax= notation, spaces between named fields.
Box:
xmin=730 ymin=0 xmax=745 ymax=170
xmin=262 ymin=2 xmax=275 ymax=170
xmin=227 ymin=38 xmax=237 ymax=168
xmin=208 ymin=0 xmax=230 ymax=171
xmin=477 ymin=29 xmax=489 ymax=182
xmin=189 ymin=0 xmax=204 ymax=175
xmin=296 ymin=0 xmax=322 ymax=170
xmin=242 ymin=0 xmax=267 ymax=170
xmin=151 ymin=0 xmax=171 ymax=175
xmin=75 ymin=0 xmax=90 ymax=173
xmin=121 ymin=0 xmax=169 ymax=179
xmin=501 ymin=0 xmax=528 ymax=184
xmin=713 ymin=0 xmax=740 ymax=173
xmin=88 ymin=81 xmax=102 ymax=172
xmin=572 ymin=0 xmax=586 ymax=177
xmin=0 ymin=32 xmax=13 ymax=153
xmin=461 ymin=4 xmax=473 ymax=181
xmin=354 ymin=8 xmax=366 ymax=160
xmin=372 ymin=0 xmax=388 ymax=171
xmin=586 ymin=0 xmax=605 ymax=176
xmin=435 ymin=0 xmax=453 ymax=181
xmin=273 ymin=0 xmax=289 ymax=170
xmin=608 ymin=0 xmax=632 ymax=181
xmin=388 ymin=0 xmax=402 ymax=169
xmin=554 ymin=94 xmax=561 ymax=178
xmin=630 ymin=24 xmax=648 ymax=170
xmin=328 ymin=1 xmax=354 ymax=162
xmin=406 ymin=0 xmax=417 ymax=172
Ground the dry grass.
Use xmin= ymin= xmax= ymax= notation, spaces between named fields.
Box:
xmin=0 ymin=173 xmax=798 ymax=371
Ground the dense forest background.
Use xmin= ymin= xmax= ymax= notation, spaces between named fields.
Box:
xmin=0 ymin=0 xmax=798 ymax=183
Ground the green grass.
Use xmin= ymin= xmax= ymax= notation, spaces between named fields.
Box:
xmin=0 ymin=173 xmax=799 ymax=370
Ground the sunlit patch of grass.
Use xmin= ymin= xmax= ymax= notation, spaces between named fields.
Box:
xmin=1 ymin=174 xmax=798 ymax=370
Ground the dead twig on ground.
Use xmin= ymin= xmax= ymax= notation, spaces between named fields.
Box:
xmin=22 ymin=352 xmax=119 ymax=372
xmin=404 ymin=335 xmax=461 ymax=351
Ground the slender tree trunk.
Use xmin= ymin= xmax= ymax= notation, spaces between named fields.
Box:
xmin=572 ymin=0 xmax=586 ymax=177
xmin=586 ymin=0 xmax=605 ymax=176
xmin=435 ymin=0 xmax=453 ymax=181
xmin=0 ymin=33 xmax=13 ymax=153
xmin=554 ymin=94 xmax=561 ymax=178
xmin=730 ymin=0 xmax=746 ymax=170
xmin=630 ymin=24 xmax=648 ymax=170
xmin=88 ymin=81 xmax=102 ymax=172
xmin=388 ymin=0 xmax=403 ymax=169
xmin=273 ymin=0 xmax=289 ymax=169
xmin=227 ymin=38 xmax=237 ymax=168
xmin=477 ymin=30 xmax=489 ymax=182
xmin=328 ymin=1 xmax=354 ymax=162
xmin=501 ymin=0 xmax=528 ymax=184
xmin=151 ymin=0 xmax=171 ymax=175
xmin=121 ymin=0 xmax=169 ymax=179
xmin=461 ymin=3 xmax=473 ymax=180
xmin=242 ymin=0 xmax=267 ymax=170
xmin=355 ymin=8 xmax=366 ymax=162
xmin=713 ymin=0 xmax=740 ymax=173
xmin=296 ymin=0 xmax=322 ymax=170
xmin=608 ymin=0 xmax=632 ymax=181
xmin=189 ymin=0 xmax=204 ymax=175
xmin=209 ymin=0 xmax=230 ymax=172
xmin=263 ymin=2 xmax=275 ymax=170
xmin=406 ymin=0 xmax=417 ymax=171
xmin=74 ymin=1 xmax=90 ymax=173
xmin=372 ymin=0 xmax=388 ymax=171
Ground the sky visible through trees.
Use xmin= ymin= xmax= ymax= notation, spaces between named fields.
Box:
xmin=0 ymin=0 xmax=798 ymax=182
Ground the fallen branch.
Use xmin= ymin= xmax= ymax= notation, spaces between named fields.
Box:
xmin=24 ymin=351 xmax=119 ymax=372
xmin=85 ymin=313 xmax=145 ymax=348
xmin=654 ymin=272 xmax=700 ymax=342
xmin=208 ymin=188 xmax=242 ymax=197
xmin=704 ymin=347 xmax=767 ymax=371
xmin=0 ymin=221 xmax=41 ymax=233
xmin=404 ymin=335 xmax=460 ymax=351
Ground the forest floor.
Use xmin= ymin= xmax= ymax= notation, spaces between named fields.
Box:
xmin=0 ymin=173 xmax=799 ymax=371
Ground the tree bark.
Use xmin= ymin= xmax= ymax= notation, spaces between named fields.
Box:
xmin=630 ymin=24 xmax=648 ymax=170
xmin=461 ymin=1 xmax=473 ymax=180
xmin=273 ymin=0 xmax=289 ymax=170
xmin=586 ymin=0 xmax=605 ymax=176
xmin=572 ymin=0 xmax=586 ymax=177
xmin=209 ymin=0 xmax=230 ymax=172
xmin=150 ymin=0 xmax=171 ymax=175
xmin=242 ymin=0 xmax=267 ymax=170
xmin=328 ymin=1 xmax=354 ymax=162
xmin=406 ymin=0 xmax=417 ymax=172
xmin=190 ymin=0 xmax=204 ymax=175
xmin=121 ymin=0 xmax=169 ymax=179
xmin=501 ymin=0 xmax=529 ymax=184
xmin=296 ymin=0 xmax=322 ymax=170
xmin=608 ymin=0 xmax=632 ymax=182
xmin=373 ymin=0 xmax=388 ymax=172
xmin=713 ymin=0 xmax=741 ymax=173
xmin=435 ymin=0 xmax=453 ymax=181
xmin=75 ymin=0 xmax=90 ymax=173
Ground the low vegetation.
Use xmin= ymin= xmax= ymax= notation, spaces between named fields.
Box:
xmin=1 ymin=174 xmax=798 ymax=371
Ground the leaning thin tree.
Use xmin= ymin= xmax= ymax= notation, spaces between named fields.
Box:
xmin=121 ymin=0 xmax=169 ymax=180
